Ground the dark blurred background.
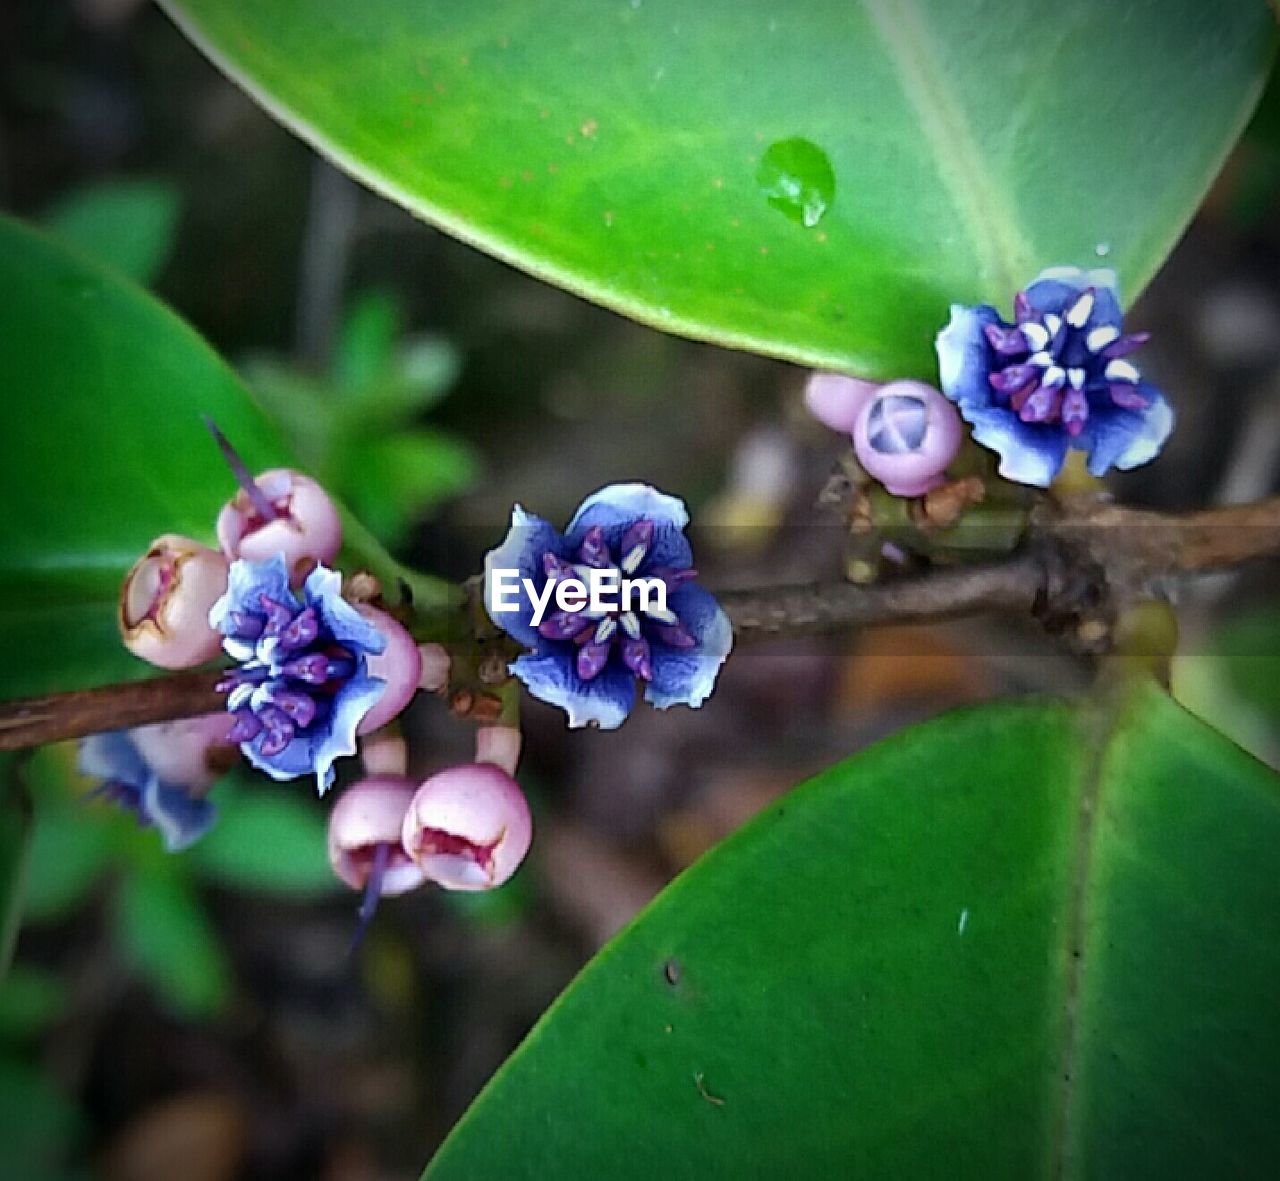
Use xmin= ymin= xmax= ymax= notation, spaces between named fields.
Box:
xmin=3 ymin=2 xmax=1279 ymax=1178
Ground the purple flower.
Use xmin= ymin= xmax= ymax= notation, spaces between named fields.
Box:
xmin=483 ymin=484 xmax=733 ymax=730
xmin=935 ymin=266 xmax=1173 ymax=486
xmin=209 ymin=556 xmax=387 ymax=793
xmin=78 ymin=730 xmax=216 ymax=852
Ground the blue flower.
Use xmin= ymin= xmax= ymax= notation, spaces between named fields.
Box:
xmin=483 ymin=483 xmax=733 ymax=730
xmin=209 ymin=556 xmax=387 ymax=793
xmin=78 ymin=730 xmax=216 ymax=852
xmin=935 ymin=266 xmax=1174 ymax=487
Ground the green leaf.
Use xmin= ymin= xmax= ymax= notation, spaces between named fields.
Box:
xmin=0 ymin=216 xmax=291 ymax=700
xmin=334 ymin=289 xmax=401 ymax=393
xmin=0 ymin=1059 xmax=83 ymax=1179
xmin=0 ymin=966 xmax=68 ymax=1042
xmin=114 ymin=869 xmax=232 ymax=1018
xmin=0 ymin=758 xmax=32 ymax=979
xmin=426 ymin=680 xmax=1280 ymax=1178
xmin=188 ymin=775 xmax=339 ymax=896
xmin=1214 ymin=607 xmax=1280 ymax=723
xmin=160 ymin=0 xmax=1272 ymax=376
xmin=42 ymin=178 xmax=181 ymax=286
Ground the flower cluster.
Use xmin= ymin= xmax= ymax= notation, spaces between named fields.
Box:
xmin=483 ymin=484 xmax=732 ymax=729
xmin=936 ymin=266 xmax=1173 ymax=486
xmin=209 ymin=556 xmax=418 ymax=794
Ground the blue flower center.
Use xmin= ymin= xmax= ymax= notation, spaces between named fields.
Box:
xmin=217 ymin=594 xmax=356 ymax=757
xmin=536 ymin=518 xmax=699 ymax=683
xmin=985 ymin=288 xmax=1151 ymax=436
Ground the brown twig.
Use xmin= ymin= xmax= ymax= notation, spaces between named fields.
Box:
xmin=1 ymin=496 xmax=1278 ymax=754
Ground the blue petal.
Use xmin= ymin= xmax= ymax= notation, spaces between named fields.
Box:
xmin=935 ymin=304 xmax=1000 ymax=409
xmin=483 ymin=505 xmax=565 ymax=648
xmin=510 ymin=648 xmax=635 ymax=730
xmin=962 ymin=406 xmax=1070 ymax=487
xmin=645 ymin=584 xmax=733 ymax=711
xmin=210 ymin=554 xmax=293 ymax=634
xmin=1082 ymin=385 xmax=1175 ymax=477
xmin=564 ymin=483 xmax=693 ymax=570
xmin=79 ymin=730 xmax=149 ymax=789
xmin=303 ymin=565 xmax=385 ymax=655
xmin=1023 ymin=267 xmax=1120 ymax=318
xmin=141 ymin=777 xmax=217 ymax=852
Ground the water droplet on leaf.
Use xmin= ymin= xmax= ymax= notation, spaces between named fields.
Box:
xmin=756 ymin=137 xmax=835 ymax=229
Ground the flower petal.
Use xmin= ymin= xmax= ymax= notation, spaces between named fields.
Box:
xmin=510 ymin=649 xmax=635 ymax=730
xmin=1023 ymin=267 xmax=1120 ymax=318
xmin=564 ymin=483 xmax=693 ymax=570
xmin=645 ymin=584 xmax=733 ymax=711
xmin=962 ymin=406 xmax=1070 ymax=487
xmin=936 ymin=304 xmax=1001 ymax=409
xmin=303 ymin=565 xmax=385 ymax=655
xmin=140 ymin=777 xmax=217 ymax=852
xmin=483 ymin=505 xmax=565 ymax=648
xmin=209 ymin=553 xmax=292 ymax=635
xmin=78 ymin=730 xmax=149 ymax=787
xmin=1082 ymin=385 xmax=1175 ymax=477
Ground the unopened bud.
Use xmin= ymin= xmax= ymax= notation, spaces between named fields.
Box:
xmin=119 ymin=534 xmax=228 ymax=669
xmin=327 ymin=776 xmax=427 ymax=896
xmin=402 ymin=764 xmax=532 ymax=891
xmin=216 ymin=468 xmax=342 ymax=581
xmin=853 ymin=380 xmax=963 ymax=498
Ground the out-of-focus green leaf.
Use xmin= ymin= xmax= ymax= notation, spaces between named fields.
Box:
xmin=1215 ymin=606 xmax=1280 ymax=723
xmin=162 ymin=0 xmax=1272 ymax=376
xmin=0 ymin=966 xmax=67 ymax=1041
xmin=343 ymin=432 xmax=479 ymax=544
xmin=427 ymin=680 xmax=1280 ymax=1179
xmin=334 ymin=289 xmax=400 ymax=393
xmin=0 ymin=757 xmax=32 ymax=979
xmin=0 ymin=1059 xmax=83 ymax=1179
xmin=114 ymin=870 xmax=231 ymax=1018
xmin=42 ymin=178 xmax=181 ymax=285
xmin=0 ymin=216 xmax=289 ymax=699
xmin=188 ymin=776 xmax=338 ymax=896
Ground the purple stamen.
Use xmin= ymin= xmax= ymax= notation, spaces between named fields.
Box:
xmin=577 ymin=526 xmax=611 ymax=568
xmin=617 ymin=519 xmax=655 ymax=573
xmin=227 ymin=708 xmax=264 ymax=743
xmin=258 ymin=595 xmax=295 ymax=636
xmin=280 ymin=607 xmax=319 ymax=650
xmin=1109 ymin=383 xmax=1150 ymax=411
xmin=227 ymin=611 xmax=265 ymax=639
xmin=543 ymin=552 xmax=576 ymax=580
xmin=272 ymin=689 xmax=319 ymax=728
xmin=202 ymin=415 xmax=279 ymax=525
xmin=655 ymin=622 xmax=697 ymax=649
xmin=1102 ymin=331 xmax=1150 ymax=360
xmin=538 ymin=611 xmax=592 ymax=641
xmin=621 ymin=636 xmax=652 ymax=681
xmin=1061 ymin=388 xmax=1089 ymax=437
xmin=648 ymin=566 xmax=697 ymax=591
xmin=350 ymin=841 xmax=390 ymax=953
xmin=989 ymin=365 xmax=1038 ymax=394
xmin=1020 ymin=387 xmax=1062 ymax=424
xmin=983 ymin=322 xmax=1028 ymax=355
xmin=1013 ymin=291 xmax=1033 ymax=324
xmin=576 ymin=640 xmax=612 ymax=681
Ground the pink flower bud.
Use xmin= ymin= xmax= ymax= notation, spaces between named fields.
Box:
xmin=852 ymin=380 xmax=964 ymax=497
xmin=130 ymin=712 xmax=238 ymax=793
xmin=804 ymin=372 xmax=879 ymax=433
xmin=355 ymin=607 xmax=422 ymax=735
xmin=402 ymin=764 xmax=533 ymax=892
xmin=327 ymin=776 xmax=428 ymax=897
xmin=474 ymin=725 xmax=522 ymax=777
xmin=417 ymin=642 xmax=451 ymax=692
xmin=216 ymin=468 xmax=342 ymax=581
xmin=119 ymin=534 xmax=228 ymax=669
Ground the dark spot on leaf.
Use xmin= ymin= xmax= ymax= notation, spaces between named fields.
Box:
xmin=662 ymin=958 xmax=681 ymax=987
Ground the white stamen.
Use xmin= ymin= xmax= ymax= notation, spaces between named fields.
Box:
xmin=620 ymin=546 xmax=645 ymax=575
xmin=1105 ymin=359 xmax=1140 ymax=383
xmin=620 ymin=611 xmax=642 ymax=639
xmin=1067 ymin=367 xmax=1086 ymax=389
xmin=1042 ymin=366 xmax=1066 ymax=389
xmin=644 ymin=604 xmax=679 ymax=625
xmin=1021 ymin=322 xmax=1050 ymax=351
xmin=1086 ymin=325 xmax=1120 ymax=353
xmin=1066 ymin=290 xmax=1094 ymax=328
xmin=594 ymin=617 xmax=618 ymax=644
xmin=1029 ymin=350 xmax=1053 ymax=368
xmin=227 ymin=683 xmax=255 ymax=712
xmin=1043 ymin=313 xmax=1062 ymax=335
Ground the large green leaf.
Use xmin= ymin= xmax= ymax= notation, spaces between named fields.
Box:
xmin=161 ymin=0 xmax=1272 ymax=376
xmin=426 ymin=680 xmax=1280 ymax=1178
xmin=0 ymin=216 xmax=290 ymax=699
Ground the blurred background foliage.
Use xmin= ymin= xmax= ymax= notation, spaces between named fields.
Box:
xmin=0 ymin=1 xmax=1278 ymax=1178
